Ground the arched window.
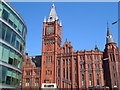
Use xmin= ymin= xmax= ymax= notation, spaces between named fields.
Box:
xmin=97 ymin=74 xmax=99 ymax=85
xmin=66 ymin=68 xmax=68 ymax=79
xmin=82 ymin=74 xmax=85 ymax=86
xmin=57 ymin=60 xmax=60 ymax=65
xmin=66 ymin=45 xmax=69 ymax=53
xmin=46 ymin=56 xmax=52 ymax=63
xmin=35 ymin=78 xmax=39 ymax=86
xmin=58 ymin=68 xmax=60 ymax=77
xmin=63 ymin=59 xmax=65 ymax=65
xmin=110 ymin=54 xmax=114 ymax=61
xmin=26 ymin=78 xmax=30 ymax=86
xmin=89 ymin=74 xmax=92 ymax=86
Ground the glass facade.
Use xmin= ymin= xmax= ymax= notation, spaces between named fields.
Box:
xmin=0 ymin=0 xmax=27 ymax=89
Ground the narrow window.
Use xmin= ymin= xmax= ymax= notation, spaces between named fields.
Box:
xmin=66 ymin=45 xmax=69 ymax=53
xmin=35 ymin=78 xmax=39 ymax=86
xmin=2 ymin=9 xmax=9 ymax=21
xmin=96 ymin=74 xmax=99 ymax=85
xmin=82 ymin=74 xmax=85 ymax=86
xmin=89 ymin=74 xmax=92 ymax=86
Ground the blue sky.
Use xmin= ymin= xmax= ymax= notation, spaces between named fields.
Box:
xmin=10 ymin=2 xmax=118 ymax=56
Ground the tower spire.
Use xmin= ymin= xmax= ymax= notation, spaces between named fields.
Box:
xmin=48 ymin=3 xmax=58 ymax=22
xmin=94 ymin=44 xmax=99 ymax=51
xmin=106 ymin=23 xmax=115 ymax=44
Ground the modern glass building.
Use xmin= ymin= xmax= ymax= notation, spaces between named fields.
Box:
xmin=0 ymin=0 xmax=27 ymax=89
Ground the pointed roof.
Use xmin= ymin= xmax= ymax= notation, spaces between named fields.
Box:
xmin=25 ymin=49 xmax=28 ymax=55
xmin=48 ymin=3 xmax=58 ymax=22
xmin=94 ymin=44 xmax=99 ymax=51
xmin=106 ymin=27 xmax=115 ymax=44
xmin=107 ymin=27 xmax=112 ymax=36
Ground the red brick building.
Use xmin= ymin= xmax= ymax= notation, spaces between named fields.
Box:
xmin=22 ymin=52 xmax=41 ymax=90
xmin=22 ymin=4 xmax=120 ymax=90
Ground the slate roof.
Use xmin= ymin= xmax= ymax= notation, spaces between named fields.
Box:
xmin=31 ymin=55 xmax=42 ymax=67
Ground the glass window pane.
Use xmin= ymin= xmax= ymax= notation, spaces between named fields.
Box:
xmin=7 ymin=68 xmax=12 ymax=77
xmin=0 ymin=22 xmax=2 ymax=38
xmin=11 ymin=32 xmax=16 ymax=46
xmin=9 ymin=49 xmax=14 ymax=59
xmin=16 ymin=36 xmax=21 ymax=50
xmin=0 ymin=2 xmax=2 ymax=17
xmin=2 ymin=66 xmax=7 ymax=84
xmin=0 ymin=65 xmax=2 ymax=83
xmin=16 ymin=40 xmax=19 ymax=50
xmin=9 ymin=13 xmax=14 ymax=22
xmin=15 ymin=53 xmax=18 ymax=60
xmin=22 ymin=27 xmax=24 ymax=37
xmin=12 ymin=72 xmax=16 ymax=78
xmin=5 ymin=28 xmax=12 ymax=43
xmin=2 ymin=45 xmax=9 ymax=63
xmin=0 ymin=43 xmax=3 ymax=60
xmin=2 ymin=9 xmax=9 ymax=21
xmin=8 ymin=13 xmax=14 ymax=26
xmin=18 ymin=22 xmax=22 ymax=34
xmin=2 ymin=23 xmax=7 ymax=40
xmin=14 ymin=17 xmax=19 ymax=30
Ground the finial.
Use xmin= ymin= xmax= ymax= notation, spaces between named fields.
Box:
xmin=52 ymin=0 xmax=55 ymax=8
xmin=44 ymin=16 xmax=46 ymax=22
xmin=52 ymin=3 xmax=55 ymax=7
xmin=25 ymin=49 xmax=28 ymax=55
xmin=94 ymin=44 xmax=99 ymax=51
xmin=60 ymin=20 xmax=62 ymax=26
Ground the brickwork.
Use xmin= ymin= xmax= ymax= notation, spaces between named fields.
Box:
xmin=21 ymin=4 xmax=120 ymax=90
xmin=22 ymin=54 xmax=41 ymax=90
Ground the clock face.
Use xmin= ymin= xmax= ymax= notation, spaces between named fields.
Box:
xmin=47 ymin=27 xmax=54 ymax=34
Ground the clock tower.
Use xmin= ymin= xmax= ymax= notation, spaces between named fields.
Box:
xmin=41 ymin=3 xmax=62 ymax=86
